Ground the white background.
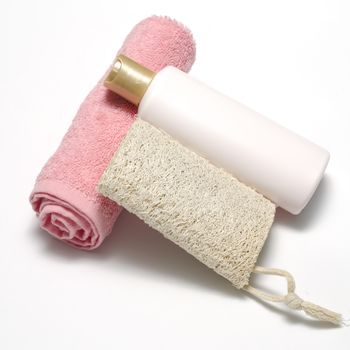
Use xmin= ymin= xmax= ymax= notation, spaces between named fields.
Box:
xmin=1 ymin=0 xmax=350 ymax=349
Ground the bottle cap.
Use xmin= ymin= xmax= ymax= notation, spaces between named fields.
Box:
xmin=104 ymin=55 xmax=155 ymax=106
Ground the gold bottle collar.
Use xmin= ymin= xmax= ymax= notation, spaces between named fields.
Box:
xmin=104 ymin=55 xmax=156 ymax=106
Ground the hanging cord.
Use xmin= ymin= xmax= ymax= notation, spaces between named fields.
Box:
xmin=243 ymin=266 xmax=346 ymax=326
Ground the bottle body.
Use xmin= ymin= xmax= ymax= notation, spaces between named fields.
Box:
xmin=138 ymin=67 xmax=329 ymax=214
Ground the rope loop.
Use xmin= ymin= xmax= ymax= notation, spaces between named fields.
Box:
xmin=243 ymin=266 xmax=344 ymax=326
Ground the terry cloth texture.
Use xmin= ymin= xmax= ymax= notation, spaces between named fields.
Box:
xmin=99 ymin=119 xmax=276 ymax=288
xmin=29 ymin=16 xmax=196 ymax=249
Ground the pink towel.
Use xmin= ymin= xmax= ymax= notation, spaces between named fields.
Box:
xmin=30 ymin=16 xmax=196 ymax=250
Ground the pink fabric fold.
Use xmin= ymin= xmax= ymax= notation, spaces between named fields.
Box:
xmin=30 ymin=16 xmax=196 ymax=249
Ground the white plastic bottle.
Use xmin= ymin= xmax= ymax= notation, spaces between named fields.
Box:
xmin=104 ymin=55 xmax=330 ymax=214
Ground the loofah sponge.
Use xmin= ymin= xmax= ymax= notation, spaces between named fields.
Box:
xmin=99 ymin=118 xmax=276 ymax=288
xmin=98 ymin=118 xmax=344 ymax=325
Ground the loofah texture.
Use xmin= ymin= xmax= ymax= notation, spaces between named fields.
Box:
xmin=99 ymin=119 xmax=276 ymax=288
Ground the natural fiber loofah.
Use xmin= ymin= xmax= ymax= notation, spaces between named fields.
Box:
xmin=98 ymin=118 xmax=344 ymax=325
xmin=99 ymin=118 xmax=276 ymax=288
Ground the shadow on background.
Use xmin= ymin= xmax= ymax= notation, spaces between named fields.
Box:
xmin=30 ymin=174 xmax=332 ymax=324
xmin=274 ymin=175 xmax=331 ymax=232
xmin=31 ymin=210 xmax=241 ymax=299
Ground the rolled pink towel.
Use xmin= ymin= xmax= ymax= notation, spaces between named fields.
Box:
xmin=30 ymin=16 xmax=196 ymax=249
